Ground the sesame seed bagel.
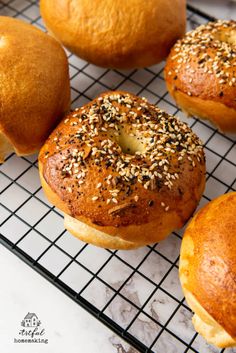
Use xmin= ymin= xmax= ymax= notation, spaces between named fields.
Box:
xmin=39 ymin=91 xmax=205 ymax=249
xmin=165 ymin=20 xmax=236 ymax=133
xmin=179 ymin=192 xmax=236 ymax=348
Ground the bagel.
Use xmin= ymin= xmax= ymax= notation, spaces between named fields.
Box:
xmin=40 ymin=0 xmax=186 ymax=69
xmin=180 ymin=192 xmax=236 ymax=348
xmin=0 ymin=16 xmax=70 ymax=163
xmin=39 ymin=91 xmax=205 ymax=249
xmin=165 ymin=20 xmax=236 ymax=133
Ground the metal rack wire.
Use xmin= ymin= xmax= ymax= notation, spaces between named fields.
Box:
xmin=0 ymin=1 xmax=236 ymax=352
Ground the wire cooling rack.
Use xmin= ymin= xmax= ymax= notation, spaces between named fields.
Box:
xmin=0 ymin=1 xmax=236 ymax=352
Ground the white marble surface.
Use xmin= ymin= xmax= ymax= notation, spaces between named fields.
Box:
xmin=0 ymin=245 xmax=138 ymax=353
xmin=0 ymin=1 xmax=236 ymax=353
xmin=2 ymin=232 xmax=235 ymax=353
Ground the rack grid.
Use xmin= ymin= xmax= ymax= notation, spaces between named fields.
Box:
xmin=0 ymin=2 xmax=236 ymax=352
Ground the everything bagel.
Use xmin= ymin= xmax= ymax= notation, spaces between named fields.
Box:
xmin=165 ymin=20 xmax=236 ymax=133
xmin=39 ymin=91 xmax=205 ymax=249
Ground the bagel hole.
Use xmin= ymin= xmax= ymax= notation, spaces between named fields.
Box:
xmin=111 ymin=128 xmax=146 ymax=155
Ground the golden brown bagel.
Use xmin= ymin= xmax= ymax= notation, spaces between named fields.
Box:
xmin=40 ymin=0 xmax=186 ymax=69
xmin=165 ymin=20 xmax=236 ymax=133
xmin=179 ymin=192 xmax=236 ymax=348
xmin=0 ymin=16 xmax=70 ymax=163
xmin=39 ymin=91 xmax=205 ymax=249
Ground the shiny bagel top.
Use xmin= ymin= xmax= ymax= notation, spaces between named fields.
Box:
xmin=39 ymin=91 xmax=205 ymax=227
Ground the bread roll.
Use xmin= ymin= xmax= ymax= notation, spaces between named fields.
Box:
xmin=180 ymin=192 xmax=236 ymax=348
xmin=39 ymin=91 xmax=205 ymax=249
xmin=165 ymin=20 xmax=236 ymax=133
xmin=40 ymin=0 xmax=186 ymax=69
xmin=0 ymin=16 xmax=70 ymax=163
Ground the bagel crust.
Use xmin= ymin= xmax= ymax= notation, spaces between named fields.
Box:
xmin=39 ymin=91 xmax=205 ymax=249
xmin=40 ymin=0 xmax=186 ymax=69
xmin=165 ymin=20 xmax=236 ymax=133
xmin=0 ymin=16 xmax=70 ymax=162
xmin=180 ymin=192 xmax=236 ymax=347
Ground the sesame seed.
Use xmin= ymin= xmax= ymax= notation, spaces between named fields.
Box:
xmin=92 ymin=196 xmax=99 ymax=201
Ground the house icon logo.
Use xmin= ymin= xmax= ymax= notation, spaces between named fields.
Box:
xmin=21 ymin=312 xmax=41 ymax=328
xmin=13 ymin=312 xmax=48 ymax=344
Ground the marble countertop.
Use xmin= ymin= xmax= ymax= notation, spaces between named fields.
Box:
xmin=0 ymin=2 xmax=236 ymax=353
xmin=0 ymin=246 xmax=137 ymax=353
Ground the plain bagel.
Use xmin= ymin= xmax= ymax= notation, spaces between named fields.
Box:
xmin=0 ymin=16 xmax=70 ymax=163
xmin=180 ymin=192 xmax=236 ymax=348
xmin=39 ymin=91 xmax=205 ymax=249
xmin=165 ymin=20 xmax=236 ymax=133
xmin=40 ymin=0 xmax=186 ymax=69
